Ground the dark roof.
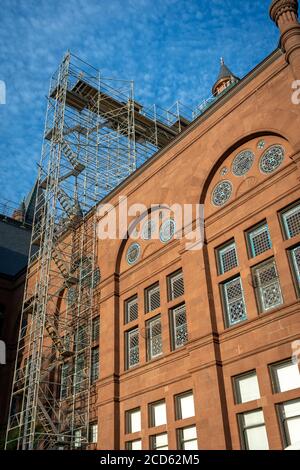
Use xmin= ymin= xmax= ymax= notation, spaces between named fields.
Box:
xmin=212 ymin=59 xmax=240 ymax=95
xmin=0 ymin=217 xmax=32 ymax=277
xmin=216 ymin=60 xmax=238 ymax=82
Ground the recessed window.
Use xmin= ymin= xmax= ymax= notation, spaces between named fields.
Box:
xmin=91 ymin=347 xmax=99 ymax=383
xmin=168 ymin=270 xmax=184 ymax=300
xmin=150 ymin=433 xmax=168 ymax=450
xmin=277 ymin=399 xmax=300 ymax=448
xmin=270 ymin=360 xmax=300 ymax=393
xmin=234 ymin=371 xmax=260 ymax=404
xmin=247 ymin=222 xmax=272 ymax=258
xmin=126 ymin=408 xmax=141 ymax=434
xmin=288 ymin=245 xmax=300 ymax=296
xmin=170 ymin=304 xmax=188 ymax=350
xmin=74 ymin=429 xmax=82 ymax=449
xmin=126 ymin=328 xmax=139 ymax=369
xmin=92 ymin=316 xmax=100 ymax=342
xmin=125 ymin=296 xmax=138 ymax=324
xmin=177 ymin=425 xmax=198 ymax=450
xmin=60 ymin=362 xmax=69 ymax=399
xmin=92 ymin=267 xmax=101 ymax=288
xmin=281 ymin=203 xmax=300 ymax=239
xmin=149 ymin=401 xmax=167 ymax=427
xmin=217 ymin=241 xmax=238 ymax=275
xmin=221 ymin=276 xmax=247 ymax=327
xmin=146 ymin=315 xmax=162 ymax=360
xmin=145 ymin=283 xmax=160 ymax=313
xmin=74 ymin=353 xmax=85 ymax=393
xmin=89 ymin=423 xmax=98 ymax=443
xmin=125 ymin=439 xmax=142 ymax=450
xmin=252 ymin=258 xmax=283 ymax=312
xmin=238 ymin=409 xmax=269 ymax=450
xmin=176 ymin=391 xmax=195 ymax=420
xmin=75 ymin=325 xmax=87 ymax=351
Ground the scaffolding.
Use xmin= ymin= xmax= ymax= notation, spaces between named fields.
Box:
xmin=5 ymin=52 xmax=193 ymax=450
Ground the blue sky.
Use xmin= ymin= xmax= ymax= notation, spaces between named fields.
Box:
xmin=0 ymin=0 xmax=278 ymax=204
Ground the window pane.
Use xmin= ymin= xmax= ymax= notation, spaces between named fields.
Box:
xmin=172 ymin=304 xmax=188 ymax=349
xmin=248 ymin=223 xmax=272 ymax=258
xmin=92 ymin=317 xmax=100 ymax=342
xmin=178 ymin=393 xmax=195 ymax=419
xmin=282 ymin=205 xmax=300 ymax=239
xmin=153 ymin=433 xmax=168 ymax=449
xmin=130 ymin=409 xmax=141 ymax=433
xmin=152 ymin=402 xmax=167 ymax=426
xmin=74 ymin=429 xmax=82 ymax=448
xmin=146 ymin=284 xmax=160 ymax=312
xmin=283 ymin=400 xmax=300 ymax=418
xmin=286 ymin=417 xmax=300 ymax=444
xmin=91 ymin=347 xmax=99 ymax=383
xmin=274 ymin=362 xmax=300 ymax=392
xmin=218 ymin=242 xmax=238 ymax=274
xmin=180 ymin=426 xmax=198 ymax=450
xmin=131 ymin=439 xmax=142 ymax=450
xmin=147 ymin=316 xmax=162 ymax=360
xmin=245 ymin=426 xmax=269 ymax=450
xmin=184 ymin=439 xmax=198 ymax=450
xmin=253 ymin=258 xmax=283 ymax=312
xmin=222 ymin=276 xmax=247 ymax=326
xmin=169 ymin=271 xmax=184 ymax=300
xmin=126 ymin=296 xmax=138 ymax=323
xmin=243 ymin=409 xmax=264 ymax=427
xmin=235 ymin=373 xmax=260 ymax=403
xmin=90 ymin=423 xmax=98 ymax=443
xmin=183 ymin=426 xmax=197 ymax=440
xmin=127 ymin=328 xmax=139 ymax=368
xmin=290 ymin=246 xmax=300 ymax=290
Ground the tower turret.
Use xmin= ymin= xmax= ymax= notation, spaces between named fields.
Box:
xmin=270 ymin=0 xmax=300 ymax=77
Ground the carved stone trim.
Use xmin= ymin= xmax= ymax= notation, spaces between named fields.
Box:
xmin=270 ymin=0 xmax=298 ymax=24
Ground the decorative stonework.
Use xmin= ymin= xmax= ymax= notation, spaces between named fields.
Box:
xmin=211 ymin=180 xmax=233 ymax=207
xmin=126 ymin=243 xmax=141 ymax=265
xmin=232 ymin=150 xmax=254 ymax=176
xmin=257 ymin=140 xmax=265 ymax=149
xmin=259 ymin=145 xmax=284 ymax=174
xmin=236 ymin=177 xmax=258 ymax=196
xmin=159 ymin=219 xmax=176 ymax=243
xmin=269 ymin=0 xmax=298 ymax=25
xmin=220 ymin=167 xmax=229 ymax=176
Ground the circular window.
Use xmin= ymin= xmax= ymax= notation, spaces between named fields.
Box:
xmin=259 ymin=145 xmax=284 ymax=174
xmin=142 ymin=220 xmax=156 ymax=240
xmin=232 ymin=150 xmax=254 ymax=176
xmin=159 ymin=219 xmax=176 ymax=243
xmin=211 ymin=180 xmax=233 ymax=207
xmin=126 ymin=243 xmax=141 ymax=265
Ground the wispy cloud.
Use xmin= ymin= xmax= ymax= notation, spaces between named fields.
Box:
xmin=0 ymin=0 xmax=278 ymax=203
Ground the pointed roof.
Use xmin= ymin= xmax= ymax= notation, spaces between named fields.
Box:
xmin=216 ymin=58 xmax=237 ymax=82
xmin=212 ymin=58 xmax=239 ymax=95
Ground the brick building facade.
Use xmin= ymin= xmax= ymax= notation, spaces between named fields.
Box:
xmin=5 ymin=0 xmax=300 ymax=450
